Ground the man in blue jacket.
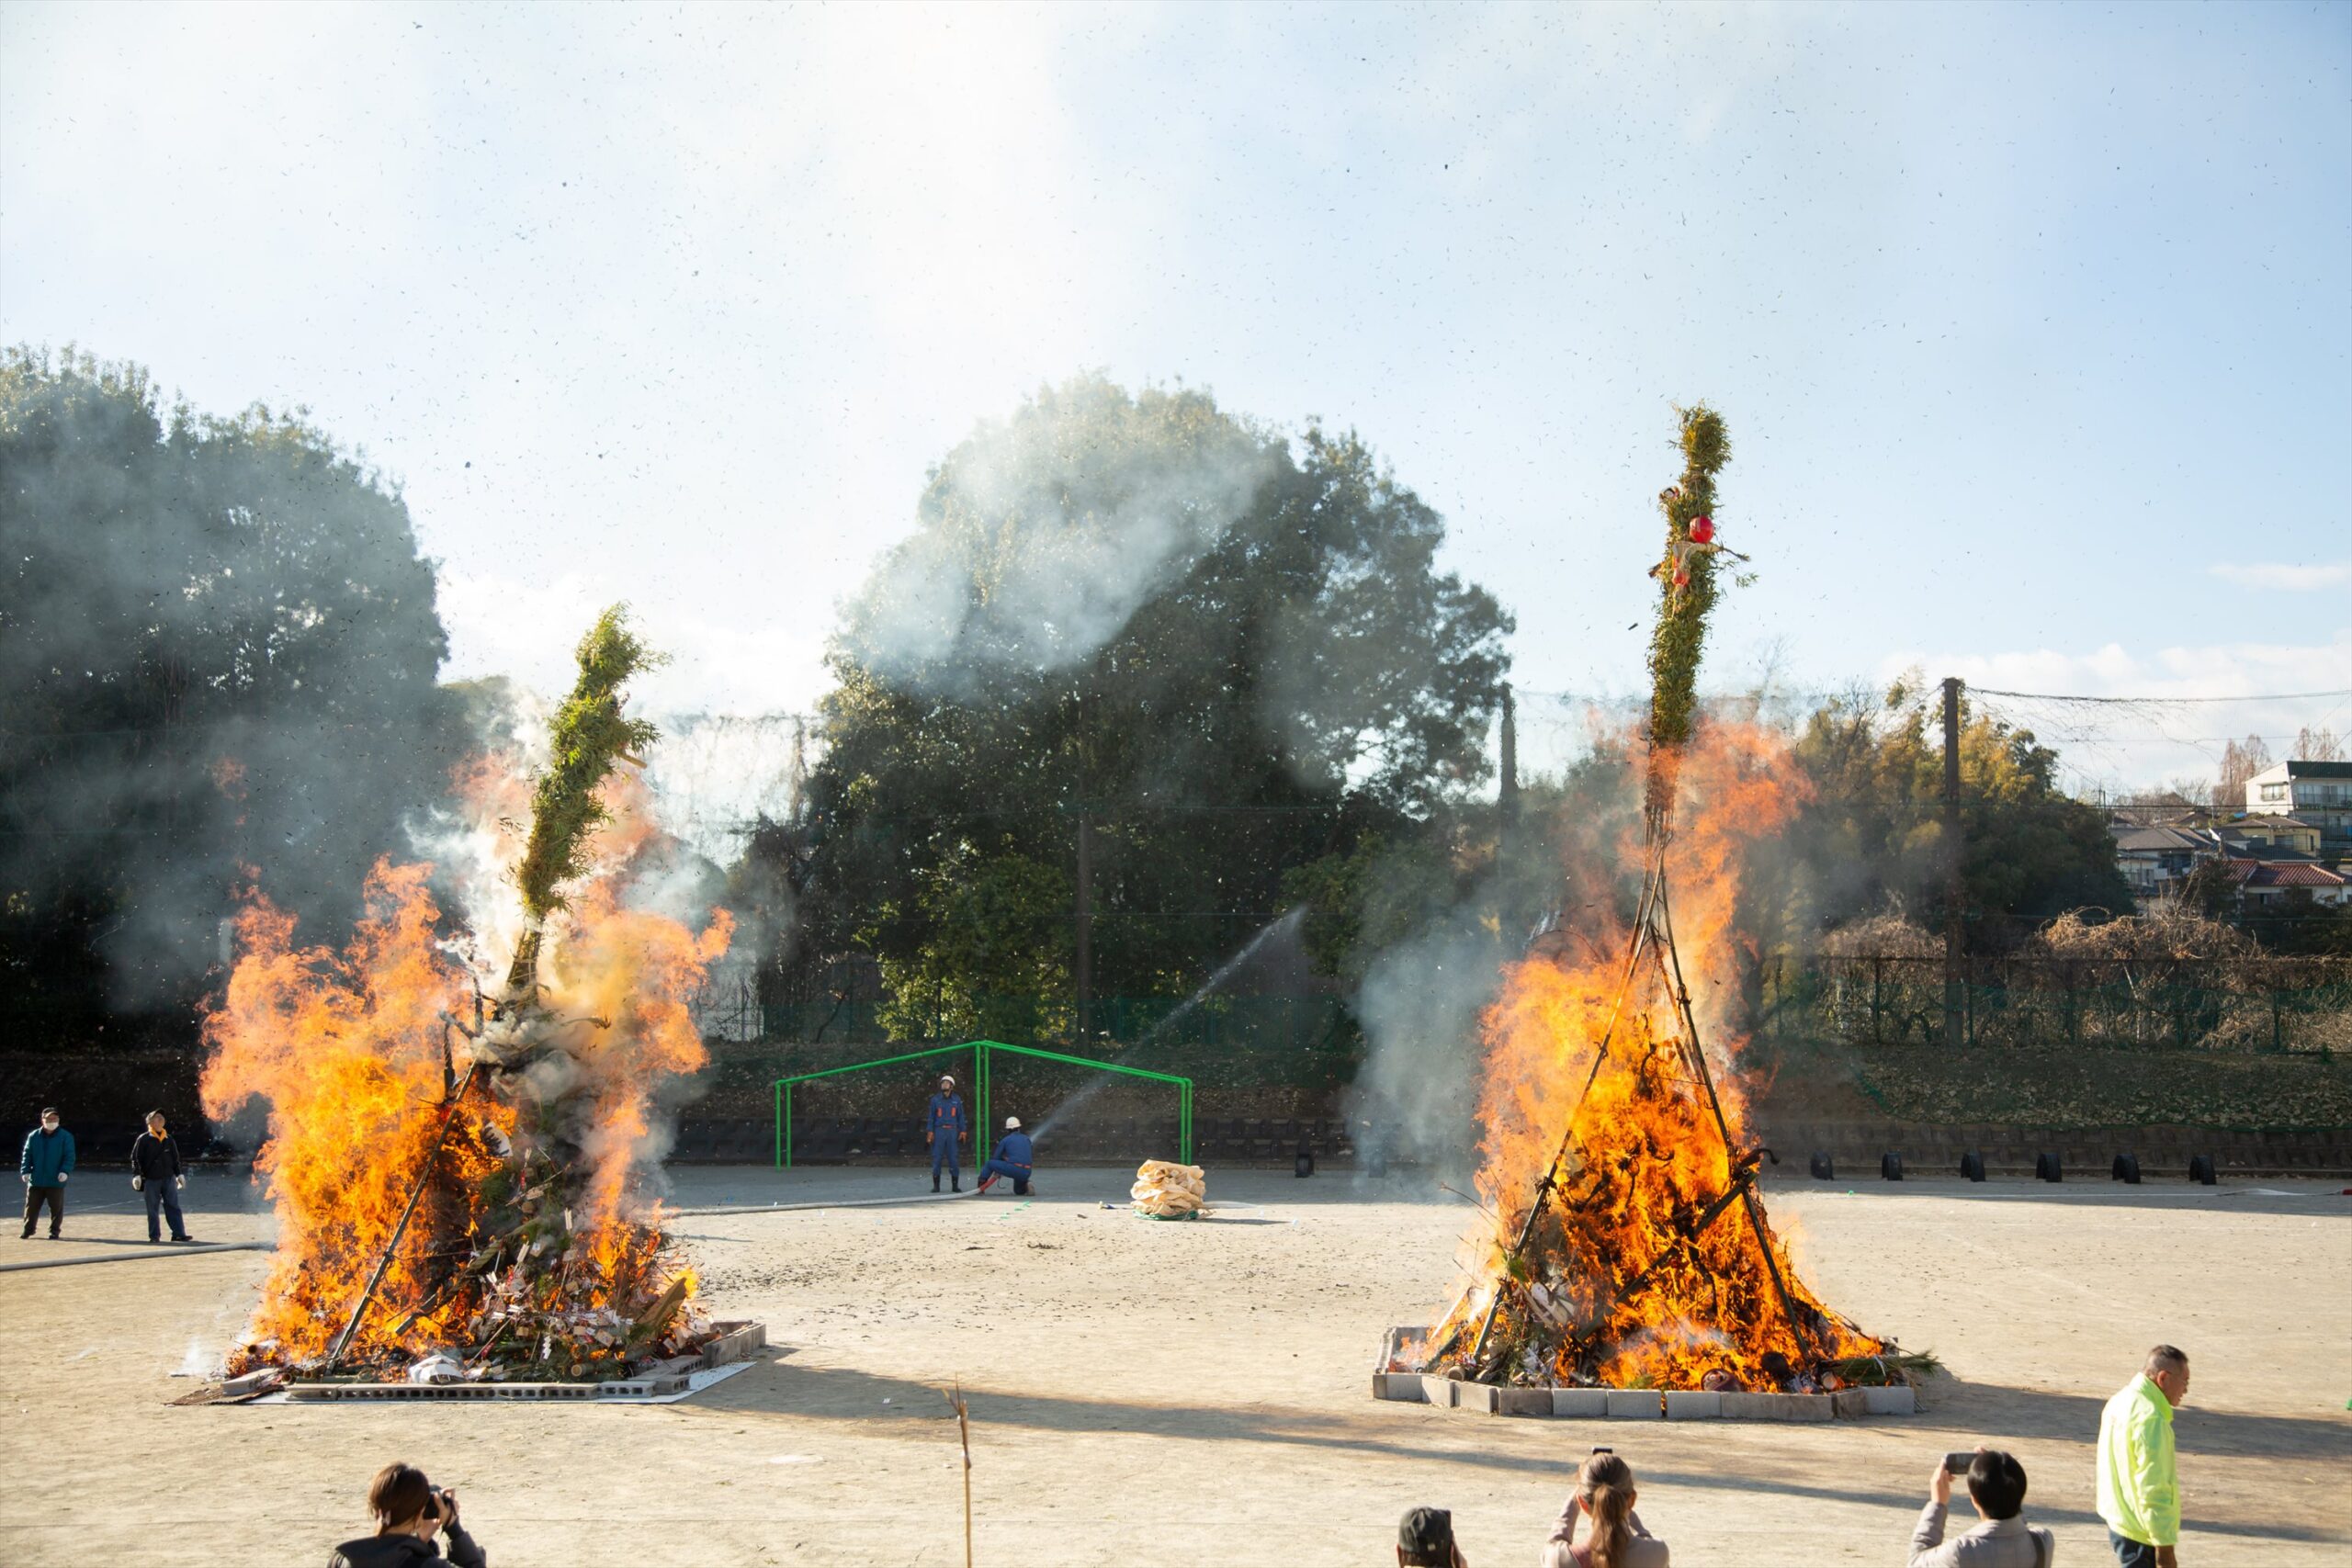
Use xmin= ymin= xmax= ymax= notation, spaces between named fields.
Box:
xmin=926 ymin=1075 xmax=967 ymax=1193
xmin=19 ymin=1106 xmax=74 ymax=1240
xmin=976 ymin=1116 xmax=1035 ymax=1197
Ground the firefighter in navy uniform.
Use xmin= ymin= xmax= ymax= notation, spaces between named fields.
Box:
xmin=925 ymin=1074 xmax=968 ymax=1192
xmin=975 ymin=1117 xmax=1035 ymax=1196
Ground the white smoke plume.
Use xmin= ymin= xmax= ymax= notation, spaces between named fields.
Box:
xmin=838 ymin=376 xmax=1277 ymax=694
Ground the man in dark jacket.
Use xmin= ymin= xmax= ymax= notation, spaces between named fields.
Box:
xmin=130 ymin=1109 xmax=194 ymax=1244
xmin=975 ymin=1116 xmax=1035 ymax=1196
xmin=329 ymin=1461 xmax=487 ymax=1568
xmin=19 ymin=1106 xmax=74 ymax=1240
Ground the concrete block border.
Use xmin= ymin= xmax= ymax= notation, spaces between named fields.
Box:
xmin=1371 ymin=1325 xmax=1917 ymax=1421
xmin=254 ymin=1321 xmax=772 ymax=1404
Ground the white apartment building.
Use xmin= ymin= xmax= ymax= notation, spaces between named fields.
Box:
xmin=2245 ymin=760 xmax=2352 ymax=859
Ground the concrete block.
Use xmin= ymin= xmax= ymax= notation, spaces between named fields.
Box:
xmin=1664 ymin=1390 xmax=1722 ymax=1419
xmin=1497 ymin=1387 xmax=1554 ymax=1417
xmin=220 ymin=1367 xmax=284 ymax=1399
xmin=700 ymin=1320 xmax=768 ymax=1367
xmin=1720 ymin=1392 xmax=1834 ymax=1422
xmin=1421 ymin=1374 xmax=1458 ymax=1407
xmin=1377 ymin=1325 xmax=1430 ymax=1372
xmin=1372 ymin=1371 xmax=1426 ymax=1403
xmin=1831 ymin=1388 xmax=1870 ymax=1418
xmin=1862 ymin=1383 xmax=1917 ymax=1416
xmin=1604 ymin=1390 xmax=1664 ymax=1419
xmin=1552 ymin=1388 xmax=1610 ymax=1417
xmin=1454 ymin=1380 xmax=1499 ymax=1415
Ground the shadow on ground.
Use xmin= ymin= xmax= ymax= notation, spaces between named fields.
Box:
xmin=683 ymin=1351 xmax=2345 ymax=1545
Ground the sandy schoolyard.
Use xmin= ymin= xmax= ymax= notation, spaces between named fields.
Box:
xmin=3 ymin=1165 xmax=2346 ymax=1566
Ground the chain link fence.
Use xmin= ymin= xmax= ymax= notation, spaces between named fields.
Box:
xmin=1768 ymin=954 xmax=2352 ymax=1054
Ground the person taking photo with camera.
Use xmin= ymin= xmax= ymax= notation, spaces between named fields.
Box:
xmin=328 ymin=1461 xmax=486 ymax=1568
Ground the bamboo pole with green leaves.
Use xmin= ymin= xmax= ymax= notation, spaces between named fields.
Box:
xmin=503 ymin=605 xmax=663 ymax=998
xmin=1644 ymin=403 xmax=1733 ymax=834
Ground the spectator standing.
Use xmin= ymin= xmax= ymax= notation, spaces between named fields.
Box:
xmin=1396 ymin=1505 xmax=1466 ymax=1567
xmin=18 ymin=1106 xmax=74 ymax=1240
xmin=2098 ymin=1346 xmax=2189 ymax=1568
xmin=1908 ymin=1448 xmax=2053 ymax=1566
xmin=130 ymin=1109 xmax=194 ymax=1244
xmin=328 ymin=1461 xmax=486 ymax=1568
xmin=1544 ymin=1451 xmax=1668 ymax=1567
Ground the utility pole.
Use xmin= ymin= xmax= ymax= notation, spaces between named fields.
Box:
xmin=1942 ymin=676 xmax=1963 ymax=1048
xmin=1075 ymin=809 xmax=1093 ymax=1043
xmin=1498 ymin=683 xmax=1520 ymax=832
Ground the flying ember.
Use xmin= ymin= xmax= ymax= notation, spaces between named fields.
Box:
xmin=199 ymin=608 xmax=734 ymax=1385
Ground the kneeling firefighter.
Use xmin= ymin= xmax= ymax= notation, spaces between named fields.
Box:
xmin=976 ymin=1117 xmax=1035 ymax=1196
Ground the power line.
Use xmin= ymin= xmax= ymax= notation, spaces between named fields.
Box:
xmin=1965 ymin=687 xmax=2351 ymax=705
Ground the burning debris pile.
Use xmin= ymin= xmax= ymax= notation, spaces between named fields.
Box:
xmin=200 ymin=609 xmax=735 ymax=1386
xmin=1413 ymin=409 xmax=1916 ymax=1396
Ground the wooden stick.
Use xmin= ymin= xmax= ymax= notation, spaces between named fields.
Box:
xmin=1461 ymin=852 xmax=1667 ymax=1373
xmin=1652 ymin=875 xmax=1819 ymax=1354
xmin=325 ymin=1064 xmax=481 ymax=1371
xmin=944 ymin=1382 xmax=973 ymax=1568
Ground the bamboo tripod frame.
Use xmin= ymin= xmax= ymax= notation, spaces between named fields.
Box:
xmin=1447 ymin=829 xmax=1820 ymax=1382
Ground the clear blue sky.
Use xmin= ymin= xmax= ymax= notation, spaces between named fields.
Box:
xmin=5 ymin=2 xmax=2346 ymax=791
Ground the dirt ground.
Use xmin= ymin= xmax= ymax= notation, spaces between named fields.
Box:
xmin=4 ymin=1164 xmax=2346 ymax=1566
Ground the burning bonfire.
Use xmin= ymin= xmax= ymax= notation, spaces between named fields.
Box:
xmin=1413 ymin=408 xmax=1918 ymax=1396
xmin=200 ymin=609 xmax=735 ymax=1386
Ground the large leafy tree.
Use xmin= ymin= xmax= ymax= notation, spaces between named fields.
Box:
xmin=1778 ymin=682 xmax=2134 ymax=950
xmin=779 ymin=376 xmax=1512 ymax=1039
xmin=0 ymin=349 xmax=456 ymax=1039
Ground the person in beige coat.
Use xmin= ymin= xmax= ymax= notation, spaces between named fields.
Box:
xmin=1542 ymin=1452 xmax=1669 ymax=1568
xmin=1909 ymin=1448 xmax=2053 ymax=1567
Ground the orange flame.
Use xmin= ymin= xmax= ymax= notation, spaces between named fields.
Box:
xmin=199 ymin=758 xmax=730 ymax=1378
xmin=1427 ymin=722 xmax=1887 ymax=1392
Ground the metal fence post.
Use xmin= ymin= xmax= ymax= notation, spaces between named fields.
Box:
xmin=1871 ymin=956 xmax=1883 ymax=1046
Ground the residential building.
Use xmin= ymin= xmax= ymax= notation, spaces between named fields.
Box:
xmin=2222 ymin=856 xmax=2351 ymax=908
xmin=2108 ymin=817 xmax=2350 ymax=910
xmin=2230 ymin=814 xmax=2324 ymax=858
xmin=2245 ymin=760 xmax=2352 ymax=860
xmin=2109 ymin=824 xmax=2218 ymax=903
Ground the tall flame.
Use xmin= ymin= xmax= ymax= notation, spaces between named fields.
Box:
xmin=1424 ymin=722 xmax=1889 ymax=1392
xmin=200 ymin=760 xmax=729 ymax=1377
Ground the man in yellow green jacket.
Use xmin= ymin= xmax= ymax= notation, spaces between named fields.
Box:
xmin=2097 ymin=1344 xmax=2189 ymax=1567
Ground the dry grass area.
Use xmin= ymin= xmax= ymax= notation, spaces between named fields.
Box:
xmin=3 ymin=1166 xmax=2346 ymax=1566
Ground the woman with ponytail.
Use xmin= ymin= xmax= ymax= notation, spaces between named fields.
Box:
xmin=1542 ymin=1451 xmax=1669 ymax=1568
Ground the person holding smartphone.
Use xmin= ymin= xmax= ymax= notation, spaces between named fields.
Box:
xmin=1544 ymin=1450 xmax=1668 ymax=1567
xmin=328 ymin=1461 xmax=487 ymax=1568
xmin=1908 ymin=1447 xmax=2052 ymax=1567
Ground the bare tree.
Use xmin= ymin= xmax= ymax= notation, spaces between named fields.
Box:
xmin=2215 ymin=734 xmax=2274 ymax=809
xmin=2293 ymin=726 xmax=2346 ymax=762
